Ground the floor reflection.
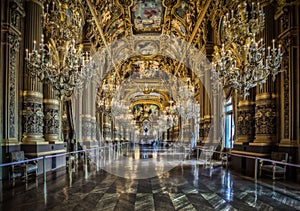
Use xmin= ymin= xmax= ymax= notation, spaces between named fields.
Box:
xmin=1 ymin=147 xmax=300 ymax=211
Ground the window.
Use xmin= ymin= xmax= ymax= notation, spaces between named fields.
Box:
xmin=224 ymin=98 xmax=234 ymax=149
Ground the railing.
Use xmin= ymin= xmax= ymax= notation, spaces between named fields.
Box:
xmin=195 ymin=147 xmax=300 ymax=182
xmin=0 ymin=142 xmax=130 ymax=185
xmin=1 ymin=143 xmax=299 ymax=186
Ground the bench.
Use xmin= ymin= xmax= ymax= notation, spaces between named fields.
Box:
xmin=9 ymin=151 xmax=38 ymax=186
xmin=259 ymin=152 xmax=288 ymax=180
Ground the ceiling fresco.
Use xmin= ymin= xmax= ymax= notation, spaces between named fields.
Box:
xmin=132 ymin=103 xmax=160 ymax=121
xmin=83 ymin=0 xmax=223 ymax=123
xmin=131 ymin=0 xmax=163 ymax=33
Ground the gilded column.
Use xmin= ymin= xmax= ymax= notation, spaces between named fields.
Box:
xmin=43 ymin=86 xmax=60 ymax=143
xmin=252 ymin=3 xmax=277 ymax=146
xmin=22 ymin=0 xmax=45 ymax=144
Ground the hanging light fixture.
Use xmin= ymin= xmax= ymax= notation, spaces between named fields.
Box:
xmin=211 ymin=1 xmax=283 ymax=99
xmin=25 ymin=0 xmax=95 ymax=98
xmin=25 ymin=0 xmax=96 ymax=142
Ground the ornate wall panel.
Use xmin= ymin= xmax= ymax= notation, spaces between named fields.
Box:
xmin=237 ymin=101 xmax=255 ymax=143
xmin=254 ymin=94 xmax=277 ymax=143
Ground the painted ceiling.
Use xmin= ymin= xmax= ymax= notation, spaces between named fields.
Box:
xmin=82 ymin=0 xmax=225 ymax=118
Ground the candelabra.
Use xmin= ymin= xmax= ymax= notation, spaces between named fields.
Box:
xmin=212 ymin=1 xmax=283 ymax=99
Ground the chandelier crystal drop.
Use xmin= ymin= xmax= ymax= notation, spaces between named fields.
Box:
xmin=212 ymin=1 xmax=283 ymax=99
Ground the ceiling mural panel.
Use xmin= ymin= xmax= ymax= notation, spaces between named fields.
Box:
xmin=132 ymin=103 xmax=160 ymax=121
xmin=131 ymin=0 xmax=164 ymax=34
xmin=90 ymin=1 xmax=214 ymax=123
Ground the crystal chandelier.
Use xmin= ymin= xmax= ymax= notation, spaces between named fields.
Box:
xmin=212 ymin=1 xmax=283 ymax=99
xmin=25 ymin=38 xmax=95 ymax=97
xmin=25 ymin=0 xmax=94 ymax=98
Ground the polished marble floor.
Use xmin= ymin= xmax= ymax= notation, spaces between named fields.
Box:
xmin=1 ymin=146 xmax=300 ymax=211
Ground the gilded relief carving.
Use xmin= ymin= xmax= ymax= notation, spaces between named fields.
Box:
xmin=255 ymin=104 xmax=276 ymax=135
xmin=23 ymin=102 xmax=44 ymax=135
xmin=44 ymin=106 xmax=60 ymax=135
xmin=237 ymin=107 xmax=255 ymax=137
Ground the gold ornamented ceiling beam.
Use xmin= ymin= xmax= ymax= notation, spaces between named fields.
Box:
xmin=188 ymin=0 xmax=212 ymax=43
xmin=85 ymin=0 xmax=118 ymax=77
xmin=174 ymin=0 xmax=212 ymax=78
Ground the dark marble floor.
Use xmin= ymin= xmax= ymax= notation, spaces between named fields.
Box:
xmin=1 ymin=147 xmax=300 ymax=211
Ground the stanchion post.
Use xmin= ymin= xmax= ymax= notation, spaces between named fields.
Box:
xmin=226 ymin=153 xmax=228 ymax=171
xmin=255 ymin=157 xmax=258 ymax=182
xmin=85 ymin=151 xmax=88 ymax=179
xmin=43 ymin=156 xmax=46 ymax=183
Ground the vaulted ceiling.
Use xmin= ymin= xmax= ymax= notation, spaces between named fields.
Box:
xmin=81 ymin=0 xmax=227 ymax=120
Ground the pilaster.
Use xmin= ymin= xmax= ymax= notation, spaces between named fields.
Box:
xmin=1 ymin=0 xmax=25 ymax=147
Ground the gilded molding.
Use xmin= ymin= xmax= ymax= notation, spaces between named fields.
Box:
xmin=23 ymin=90 xmax=43 ymax=98
xmin=43 ymin=99 xmax=59 ymax=105
xmin=255 ymin=92 xmax=277 ymax=101
xmin=238 ymin=100 xmax=255 ymax=107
